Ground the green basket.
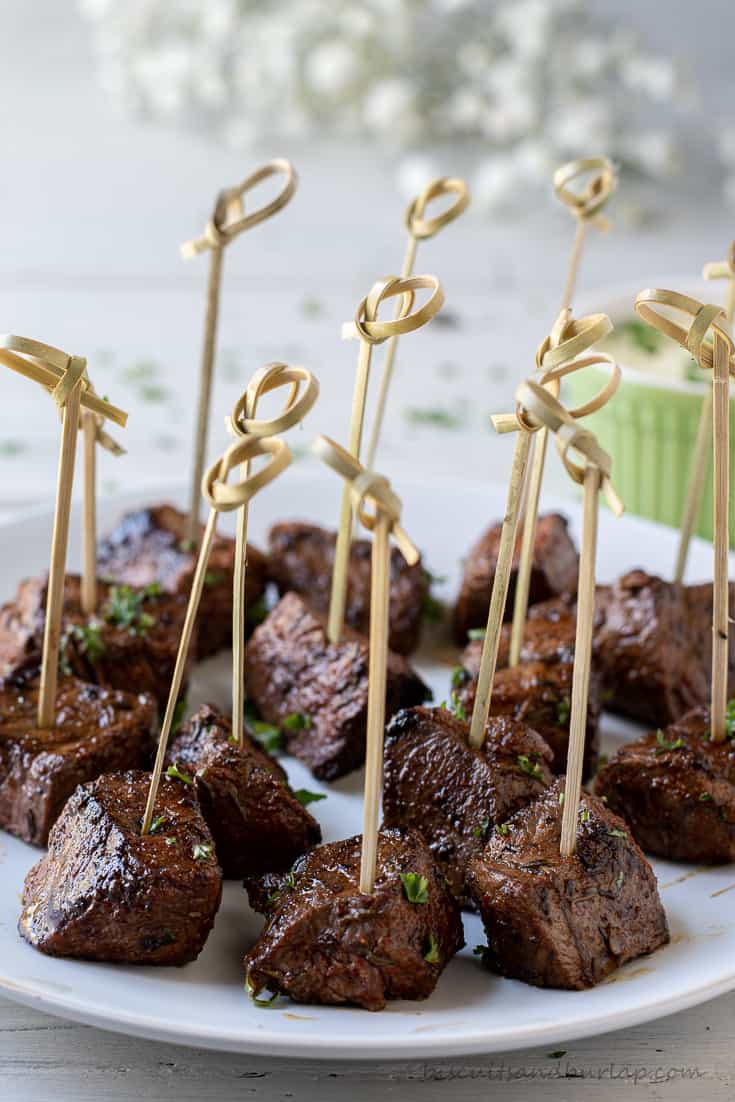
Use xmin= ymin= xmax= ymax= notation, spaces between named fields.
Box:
xmin=564 ymin=365 xmax=735 ymax=547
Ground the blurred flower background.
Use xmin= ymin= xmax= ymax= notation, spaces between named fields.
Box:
xmin=79 ymin=0 xmax=698 ymax=212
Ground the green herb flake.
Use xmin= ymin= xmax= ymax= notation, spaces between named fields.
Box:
xmin=164 ymin=837 xmax=177 ymax=847
xmin=171 ymin=697 xmax=187 ymax=735
xmin=246 ymin=978 xmax=280 ymax=1007
xmin=421 ymin=592 xmax=444 ymax=623
xmin=247 ymin=595 xmax=269 ymax=628
xmin=556 ymin=695 xmax=571 ymax=727
xmin=244 ymin=705 xmax=284 ymax=753
xmin=404 ymin=406 xmax=464 ymax=430
xmin=192 ymin=843 xmax=213 ymax=861
xmin=103 ymin=583 xmax=160 ymax=636
xmin=166 ymin=762 xmax=194 ymax=787
xmin=467 ymin=627 xmax=486 ymax=641
xmin=451 ymin=666 xmax=469 ymax=690
xmin=283 ymin=712 xmax=312 ymax=732
xmin=293 ymin=788 xmax=327 ymax=807
xmin=516 ymin=753 xmax=544 ymax=780
xmin=149 ymin=815 xmax=167 ymax=835
xmin=495 ymin=822 xmax=511 ymax=836
xmin=596 ymin=754 xmax=609 ymax=772
xmin=580 ymin=808 xmax=591 ymax=823
xmin=70 ymin=621 xmax=106 ymax=663
xmin=617 ymin=318 xmax=661 ymax=355
xmin=724 ymin=698 xmax=735 ymax=738
xmin=699 ymin=792 xmax=714 ymax=802
xmin=400 ymin=872 xmax=430 ymax=905
xmin=0 ymin=439 xmax=26 ymax=457
xmin=424 ymin=934 xmax=440 ymax=964
xmin=203 ymin=571 xmax=224 ymax=589
xmin=558 ymin=791 xmax=565 ymax=806
xmin=608 ymin=828 xmax=628 ymax=839
xmin=655 ymin=730 xmax=685 ymax=755
xmin=547 ymin=1050 xmax=567 ymax=1060
xmin=472 ymin=818 xmax=490 ymax=839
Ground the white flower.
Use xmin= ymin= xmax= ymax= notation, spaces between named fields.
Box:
xmin=305 ymin=39 xmax=357 ymax=96
xmin=474 ymin=156 xmax=521 ymax=210
xmin=620 ymin=54 xmax=677 ymax=102
xmin=396 ymin=155 xmax=441 ymax=201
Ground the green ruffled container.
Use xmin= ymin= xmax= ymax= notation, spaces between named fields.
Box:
xmin=565 ymin=285 xmax=735 ymax=547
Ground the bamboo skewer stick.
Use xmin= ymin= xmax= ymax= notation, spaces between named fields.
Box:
xmin=182 ymin=159 xmax=297 ymax=547
xmin=79 ymin=398 xmax=126 ymax=616
xmin=509 ymin=157 xmax=617 ymax=667
xmin=228 ymin=363 xmax=319 ymax=748
xmin=312 ymin=435 xmax=418 ymax=894
xmin=0 ymin=335 xmax=127 ymax=728
xmin=635 ymin=289 xmax=735 ymax=740
xmin=142 ymin=429 xmax=292 ymax=834
xmin=327 ymin=274 xmax=444 ymax=644
xmin=365 ymin=177 xmax=469 ymax=469
xmin=476 ymin=334 xmax=621 ymax=748
xmin=673 ymin=246 xmax=735 ymax=584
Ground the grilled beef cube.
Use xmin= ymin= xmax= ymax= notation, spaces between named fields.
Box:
xmin=453 ymin=513 xmax=578 ymax=645
xmin=166 ymin=704 xmax=322 ymax=878
xmin=244 ymin=592 xmax=430 ymax=780
xmin=596 ymin=706 xmax=735 ymax=862
xmin=383 ymin=706 xmax=553 ymax=907
xmin=456 ymin=600 xmax=600 ymax=779
xmin=245 ymin=828 xmax=463 ymax=1011
xmin=19 ymin=770 xmax=222 ymax=964
xmin=467 ymin=780 xmax=669 ymax=989
xmin=0 ymin=673 xmax=156 ymax=846
xmin=0 ymin=574 xmax=192 ymax=711
xmin=97 ymin=504 xmax=267 ymax=658
xmin=267 ymin=521 xmax=428 ymax=655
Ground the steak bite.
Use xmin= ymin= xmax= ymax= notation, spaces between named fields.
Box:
xmin=244 ymin=592 xmax=430 ymax=780
xmin=382 ymin=706 xmax=553 ymax=906
xmin=453 ymin=513 xmax=578 ymax=644
xmin=456 ymin=599 xmax=600 ymax=779
xmin=595 ymin=706 xmax=735 ymax=862
xmin=0 ymin=573 xmax=193 ymax=710
xmin=267 ymin=521 xmax=428 ymax=655
xmin=467 ymin=781 xmax=669 ymax=989
xmin=19 ymin=770 xmax=222 ymax=964
xmin=166 ymin=703 xmax=322 ymax=878
xmin=245 ymin=828 xmax=464 ymax=1011
xmin=0 ymin=672 xmax=156 ymax=846
xmin=97 ymin=503 xmax=268 ymax=658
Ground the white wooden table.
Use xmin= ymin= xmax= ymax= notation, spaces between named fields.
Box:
xmin=2 ymin=3 xmax=735 ymax=1099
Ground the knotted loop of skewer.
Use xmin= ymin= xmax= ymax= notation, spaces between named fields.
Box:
xmin=312 ymin=435 xmax=418 ymax=565
xmin=553 ymin=156 xmax=617 ymax=230
xmin=202 ymin=435 xmax=291 ymax=513
xmin=635 ymin=290 xmax=735 ymax=375
xmin=229 ymin=362 xmax=319 ymax=438
xmin=342 ymin=275 xmax=445 ymax=344
xmin=0 ymin=334 xmax=127 ymax=426
xmin=702 ymin=240 xmax=735 ymax=284
xmin=493 ymin=311 xmax=619 ymax=435
xmin=516 ymin=379 xmax=624 ymax=517
xmin=181 ymin=158 xmax=297 ymax=258
xmin=405 ymin=176 xmax=470 ymax=240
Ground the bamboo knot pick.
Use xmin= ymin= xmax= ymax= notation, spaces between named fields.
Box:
xmin=404 ymin=176 xmax=470 ymax=240
xmin=313 ymin=433 xmax=417 ymax=894
xmin=312 ymin=435 xmax=418 ymax=566
xmin=181 ymin=158 xmax=297 ymax=258
xmin=342 ymin=274 xmax=445 ymax=344
xmin=553 ymin=156 xmax=617 ymax=230
xmin=636 ymin=288 xmax=733 ymax=739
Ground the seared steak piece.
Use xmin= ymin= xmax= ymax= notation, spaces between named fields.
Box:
xmin=267 ymin=521 xmax=428 ymax=655
xmin=467 ymin=780 xmax=669 ymax=989
xmin=0 ymin=574 xmax=193 ymax=710
xmin=166 ymin=704 xmax=322 ymax=878
xmin=596 ymin=706 xmax=735 ymax=862
xmin=19 ymin=770 xmax=222 ymax=964
xmin=244 ymin=592 xmax=430 ymax=780
xmin=245 ymin=828 xmax=463 ymax=1011
xmin=383 ymin=706 xmax=553 ymax=906
xmin=456 ymin=598 xmax=600 ymax=779
xmin=453 ymin=513 xmax=578 ymax=644
xmin=97 ymin=503 xmax=267 ymax=658
xmin=0 ymin=672 xmax=156 ymax=846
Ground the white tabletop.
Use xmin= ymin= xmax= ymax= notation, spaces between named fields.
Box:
xmin=2 ymin=3 xmax=735 ymax=1099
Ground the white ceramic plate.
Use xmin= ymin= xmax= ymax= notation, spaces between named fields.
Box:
xmin=1 ymin=470 xmax=734 ymax=1059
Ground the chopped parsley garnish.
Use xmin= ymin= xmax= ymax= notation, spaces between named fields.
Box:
xmin=247 ymin=594 xmax=269 ymax=628
xmin=699 ymin=792 xmax=714 ymax=802
xmin=164 ymin=837 xmax=177 ymax=847
xmin=451 ymin=666 xmax=470 ymax=689
xmin=495 ymin=822 xmax=510 ymax=836
xmin=472 ymin=818 xmax=490 ymax=839
xmin=424 ymin=934 xmax=440 ymax=964
xmin=192 ymin=843 xmax=213 ymax=861
xmin=283 ymin=712 xmax=312 ymax=732
xmin=103 ymin=582 xmax=161 ymax=635
xmin=596 ymin=754 xmax=609 ymax=772
xmin=421 ymin=592 xmax=443 ymax=623
xmin=467 ymin=628 xmax=486 ymax=641
xmin=246 ymin=978 xmax=280 ymax=1007
xmin=166 ymin=762 xmax=194 ymax=786
xmin=171 ymin=697 xmax=187 ymax=735
xmin=203 ymin=570 xmax=224 ymax=589
xmin=558 ymin=791 xmax=565 ymax=806
xmin=149 ymin=815 xmax=167 ymax=834
xmin=580 ymin=808 xmax=591 ymax=823
xmin=516 ymin=753 xmax=544 ymax=780
xmin=244 ymin=704 xmax=284 ymax=753
xmin=547 ymin=1050 xmax=567 ymax=1060
xmin=293 ymin=789 xmax=327 ymax=807
xmin=404 ymin=406 xmax=464 ymax=430
xmin=655 ymin=730 xmax=685 ymax=754
xmin=724 ymin=698 xmax=735 ymax=738
xmin=608 ymin=828 xmax=627 ymax=839
xmin=556 ymin=695 xmax=571 ymax=727
xmin=71 ymin=621 xmax=105 ymax=663
xmin=400 ymin=872 xmax=429 ymax=904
